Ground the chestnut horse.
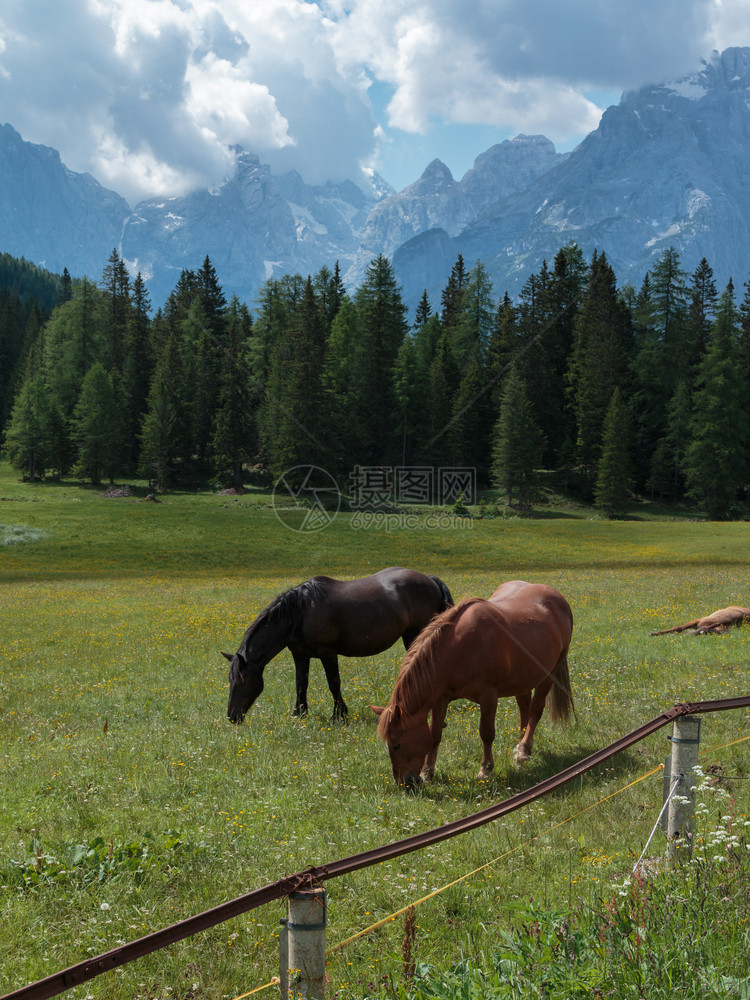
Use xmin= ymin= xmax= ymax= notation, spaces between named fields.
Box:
xmin=372 ymin=580 xmax=574 ymax=788
xmin=224 ymin=567 xmax=453 ymax=723
xmin=650 ymin=605 xmax=750 ymax=635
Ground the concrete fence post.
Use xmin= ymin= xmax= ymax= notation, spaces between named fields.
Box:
xmin=279 ymin=888 xmax=327 ymax=998
xmin=665 ymin=715 xmax=701 ymax=864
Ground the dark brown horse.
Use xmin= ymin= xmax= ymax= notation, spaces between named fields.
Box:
xmin=225 ymin=567 xmax=453 ymax=723
xmin=372 ymin=580 xmax=574 ymax=788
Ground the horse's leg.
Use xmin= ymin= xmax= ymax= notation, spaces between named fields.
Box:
xmin=514 ymin=683 xmax=552 ymax=765
xmin=515 ymin=692 xmax=530 ymax=743
xmin=478 ymin=695 xmax=498 ymax=779
xmin=320 ymin=654 xmax=348 ymax=721
xmin=291 ymin=649 xmax=310 ymax=717
xmin=421 ymin=699 xmax=449 ymax=783
xmin=401 ymin=627 xmax=420 ymax=650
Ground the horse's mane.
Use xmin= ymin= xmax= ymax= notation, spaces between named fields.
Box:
xmin=377 ymin=596 xmax=486 ymax=740
xmin=239 ymin=578 xmax=327 ymax=653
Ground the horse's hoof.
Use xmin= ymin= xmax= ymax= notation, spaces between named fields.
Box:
xmin=293 ymin=707 xmax=309 ymax=718
xmin=477 ymin=768 xmax=493 ymax=780
xmin=513 ymin=748 xmax=530 ymax=767
xmin=419 ymin=769 xmax=434 ymax=784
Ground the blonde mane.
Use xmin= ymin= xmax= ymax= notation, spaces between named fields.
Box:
xmin=377 ymin=597 xmax=486 ymax=740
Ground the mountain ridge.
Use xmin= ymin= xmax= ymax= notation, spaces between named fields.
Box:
xmin=2 ymin=47 xmax=750 ymax=309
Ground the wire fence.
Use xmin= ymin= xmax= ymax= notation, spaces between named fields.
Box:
xmin=4 ymin=695 xmax=750 ymax=1000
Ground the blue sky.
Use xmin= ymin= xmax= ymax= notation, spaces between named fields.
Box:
xmin=0 ymin=1 xmax=748 ymax=204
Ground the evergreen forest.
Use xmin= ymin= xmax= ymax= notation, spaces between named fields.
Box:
xmin=1 ymin=242 xmax=749 ymax=519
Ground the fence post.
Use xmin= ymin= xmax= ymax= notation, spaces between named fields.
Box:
xmin=666 ymin=715 xmax=701 ymax=864
xmin=280 ymin=888 xmax=326 ymax=998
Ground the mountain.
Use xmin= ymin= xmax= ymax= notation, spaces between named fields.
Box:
xmin=393 ymin=47 xmax=750 ymax=305
xmin=2 ymin=47 xmax=750 ymax=311
xmin=0 ymin=128 xmax=390 ymax=307
xmin=345 ymin=135 xmax=562 ymax=288
xmin=122 ymin=151 xmax=387 ymax=305
xmin=0 ymin=123 xmax=130 ymax=280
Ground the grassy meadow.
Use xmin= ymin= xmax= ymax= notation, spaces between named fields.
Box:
xmin=1 ymin=463 xmax=749 ymax=998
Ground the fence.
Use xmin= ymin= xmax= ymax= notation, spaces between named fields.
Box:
xmin=4 ymin=695 xmax=750 ymax=1000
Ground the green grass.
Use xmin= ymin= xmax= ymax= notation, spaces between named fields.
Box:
xmin=0 ymin=462 xmax=748 ymax=999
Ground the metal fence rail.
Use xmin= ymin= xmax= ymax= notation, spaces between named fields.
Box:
xmin=5 ymin=695 xmax=750 ymax=1000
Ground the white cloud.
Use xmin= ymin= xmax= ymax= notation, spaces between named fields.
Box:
xmin=706 ymin=0 xmax=750 ymax=49
xmin=185 ymin=53 xmax=294 ymax=150
xmin=0 ymin=0 xmax=748 ymax=202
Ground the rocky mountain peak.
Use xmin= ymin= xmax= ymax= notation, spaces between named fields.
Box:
xmin=419 ymin=159 xmax=455 ymax=184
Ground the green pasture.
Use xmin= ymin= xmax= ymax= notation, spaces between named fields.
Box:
xmin=1 ymin=464 xmax=749 ymax=998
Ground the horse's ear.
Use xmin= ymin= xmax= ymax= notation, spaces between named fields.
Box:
xmin=391 ymin=703 xmax=402 ymax=722
xmin=221 ymin=651 xmax=233 ymax=662
xmin=370 ymin=705 xmax=385 ymax=717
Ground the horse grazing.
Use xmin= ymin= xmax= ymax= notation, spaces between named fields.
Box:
xmin=650 ymin=605 xmax=750 ymax=636
xmin=371 ymin=580 xmax=574 ymax=789
xmin=224 ymin=567 xmax=453 ymax=724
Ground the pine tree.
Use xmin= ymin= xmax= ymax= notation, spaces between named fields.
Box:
xmin=321 ymin=298 xmax=360 ymax=474
xmin=70 ymin=362 xmax=124 ymax=485
xmin=120 ymin=273 xmax=152 ymax=472
xmin=100 ymin=248 xmax=131 ymax=372
xmin=44 ymin=279 xmax=106 ymax=421
xmin=58 ymin=268 xmax=73 ymax=305
xmin=685 ymin=280 xmax=748 ymax=518
xmin=448 ymin=259 xmax=494 ymax=373
xmin=423 ymin=331 xmax=460 ymax=467
xmin=414 ymin=290 xmax=432 ymax=329
xmin=647 ymin=380 xmax=692 ymax=502
xmin=686 ymin=258 xmax=717 ymax=372
xmin=485 ymin=293 xmax=517 ymax=412
xmin=539 ymin=243 xmax=587 ymax=464
xmin=594 ymin=388 xmax=631 ymax=517
xmin=393 ymin=335 xmax=427 ymax=467
xmin=567 ymin=252 xmax=632 ymax=489
xmin=313 ymin=263 xmax=346 ymax=327
xmin=449 ymin=357 xmax=491 ymax=479
xmin=139 ymin=333 xmax=181 ymax=491
xmin=351 ymin=256 xmax=408 ymax=465
xmin=4 ymin=360 xmax=50 ymax=480
xmin=212 ymin=303 xmax=256 ymax=488
xmin=440 ymin=254 xmax=467 ymax=331
xmin=491 ymin=365 xmax=545 ymax=508
xmin=263 ymin=277 xmax=329 ymax=474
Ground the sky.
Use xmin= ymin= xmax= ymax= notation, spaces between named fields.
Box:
xmin=1 ymin=0 xmax=750 ymax=206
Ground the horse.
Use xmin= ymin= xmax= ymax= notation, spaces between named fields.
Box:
xmin=650 ymin=605 xmax=750 ymax=635
xmin=224 ymin=566 xmax=453 ymax=724
xmin=371 ymin=580 xmax=574 ymax=789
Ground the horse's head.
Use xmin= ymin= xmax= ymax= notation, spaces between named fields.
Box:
xmin=223 ymin=650 xmax=264 ymax=724
xmin=371 ymin=703 xmax=432 ymax=790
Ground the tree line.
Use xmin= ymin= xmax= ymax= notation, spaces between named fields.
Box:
xmin=1 ymin=242 xmax=749 ymax=519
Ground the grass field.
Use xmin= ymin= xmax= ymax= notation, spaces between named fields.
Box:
xmin=1 ymin=464 xmax=749 ymax=998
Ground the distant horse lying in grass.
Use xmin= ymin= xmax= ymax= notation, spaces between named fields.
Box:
xmin=372 ymin=580 xmax=574 ymax=789
xmin=650 ymin=606 xmax=750 ymax=635
xmin=224 ymin=566 xmax=453 ymax=723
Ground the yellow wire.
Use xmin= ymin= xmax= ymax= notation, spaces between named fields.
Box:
xmin=328 ymin=763 xmax=665 ymax=954
xmin=700 ymin=732 xmax=750 ymax=754
xmin=234 ymin=976 xmax=281 ymax=1000
xmin=231 ymin=977 xmax=280 ymax=999
xmin=235 ymin=732 xmax=750 ymax=995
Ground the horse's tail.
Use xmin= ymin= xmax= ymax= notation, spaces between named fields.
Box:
xmin=431 ymin=575 xmax=454 ymax=611
xmin=547 ymin=652 xmax=575 ymax=725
